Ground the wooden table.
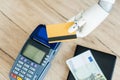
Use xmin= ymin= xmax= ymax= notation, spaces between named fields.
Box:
xmin=0 ymin=0 xmax=120 ymax=80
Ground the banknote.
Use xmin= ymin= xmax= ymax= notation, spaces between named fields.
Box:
xmin=66 ymin=50 xmax=107 ymax=80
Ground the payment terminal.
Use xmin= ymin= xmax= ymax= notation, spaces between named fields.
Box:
xmin=9 ymin=24 xmax=61 ymax=80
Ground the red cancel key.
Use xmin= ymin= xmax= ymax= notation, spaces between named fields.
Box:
xmin=11 ymin=73 xmax=17 ymax=79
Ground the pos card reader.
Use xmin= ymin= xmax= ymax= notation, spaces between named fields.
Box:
xmin=9 ymin=24 xmax=61 ymax=80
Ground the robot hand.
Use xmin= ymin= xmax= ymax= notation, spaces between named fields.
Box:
xmin=68 ymin=0 xmax=115 ymax=38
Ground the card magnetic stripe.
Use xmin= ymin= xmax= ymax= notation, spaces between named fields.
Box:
xmin=48 ymin=35 xmax=76 ymax=42
xmin=46 ymin=22 xmax=77 ymax=43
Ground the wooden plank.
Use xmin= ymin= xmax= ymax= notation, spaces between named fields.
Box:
xmin=0 ymin=12 xmax=28 ymax=59
xmin=0 ymin=50 xmax=14 ymax=80
xmin=112 ymin=57 xmax=120 ymax=80
xmin=43 ymin=0 xmax=97 ymax=19
xmin=0 ymin=0 xmax=66 ymax=33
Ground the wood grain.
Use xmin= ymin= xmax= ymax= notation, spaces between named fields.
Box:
xmin=0 ymin=50 xmax=14 ymax=80
xmin=0 ymin=0 xmax=120 ymax=80
xmin=0 ymin=11 xmax=28 ymax=59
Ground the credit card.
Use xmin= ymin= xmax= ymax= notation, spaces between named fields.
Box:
xmin=46 ymin=22 xmax=76 ymax=43
xmin=66 ymin=50 xmax=107 ymax=80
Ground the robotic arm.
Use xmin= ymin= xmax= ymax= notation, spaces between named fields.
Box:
xmin=99 ymin=0 xmax=115 ymax=12
xmin=68 ymin=0 xmax=115 ymax=37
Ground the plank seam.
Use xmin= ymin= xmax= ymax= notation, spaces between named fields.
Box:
xmin=95 ymin=36 xmax=120 ymax=58
xmin=42 ymin=0 xmax=68 ymax=20
xmin=0 ymin=48 xmax=15 ymax=60
xmin=0 ymin=10 xmax=28 ymax=34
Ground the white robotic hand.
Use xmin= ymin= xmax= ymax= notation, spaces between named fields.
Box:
xmin=68 ymin=0 xmax=115 ymax=38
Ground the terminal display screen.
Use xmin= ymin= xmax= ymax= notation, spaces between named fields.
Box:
xmin=23 ymin=44 xmax=46 ymax=64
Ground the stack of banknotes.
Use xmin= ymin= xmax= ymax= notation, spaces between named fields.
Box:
xmin=66 ymin=50 xmax=107 ymax=80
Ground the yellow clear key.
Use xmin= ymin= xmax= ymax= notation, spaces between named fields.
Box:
xmin=17 ymin=76 xmax=22 ymax=80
